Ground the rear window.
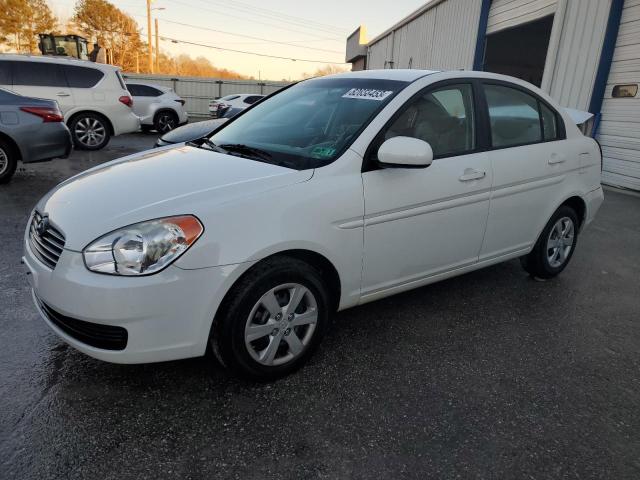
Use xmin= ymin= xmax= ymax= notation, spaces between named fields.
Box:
xmin=63 ymin=65 xmax=104 ymax=88
xmin=0 ymin=61 xmax=11 ymax=84
xmin=13 ymin=61 xmax=67 ymax=87
xmin=244 ymin=95 xmax=263 ymax=105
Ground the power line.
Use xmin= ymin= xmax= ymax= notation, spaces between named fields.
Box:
xmin=159 ymin=34 xmax=349 ymax=64
xmin=155 ymin=18 xmax=344 ymax=54
xmin=168 ymin=0 xmax=344 ymax=41
xmin=188 ymin=0 xmax=350 ymax=35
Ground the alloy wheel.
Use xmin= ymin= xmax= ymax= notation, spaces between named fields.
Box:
xmin=74 ymin=117 xmax=106 ymax=147
xmin=546 ymin=216 xmax=574 ymax=268
xmin=0 ymin=147 xmax=7 ymax=175
xmin=244 ymin=283 xmax=318 ymax=366
xmin=157 ymin=113 xmax=176 ymax=132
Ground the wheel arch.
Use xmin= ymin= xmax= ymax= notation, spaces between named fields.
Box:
xmin=0 ymin=131 xmax=22 ymax=160
xmin=66 ymin=110 xmax=114 ymax=135
xmin=560 ymin=195 xmax=587 ymax=229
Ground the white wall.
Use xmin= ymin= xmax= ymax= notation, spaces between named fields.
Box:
xmin=366 ymin=0 xmax=483 ymax=70
xmin=599 ymin=0 xmax=640 ymax=190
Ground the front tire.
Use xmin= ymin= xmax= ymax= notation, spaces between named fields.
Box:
xmin=521 ymin=205 xmax=579 ymax=279
xmin=70 ymin=113 xmax=110 ymax=150
xmin=211 ymin=257 xmax=330 ymax=380
xmin=0 ymin=139 xmax=18 ymax=184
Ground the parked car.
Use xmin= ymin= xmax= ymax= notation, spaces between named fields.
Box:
xmin=24 ymin=70 xmax=604 ymax=380
xmin=208 ymin=93 xmax=263 ymax=117
xmin=0 ymin=88 xmax=72 ymax=183
xmin=155 ymin=118 xmax=228 ymax=147
xmin=0 ymin=54 xmax=139 ymax=150
xmin=126 ymin=82 xmax=188 ymax=133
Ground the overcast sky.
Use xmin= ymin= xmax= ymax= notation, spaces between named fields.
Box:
xmin=47 ymin=0 xmax=430 ymax=79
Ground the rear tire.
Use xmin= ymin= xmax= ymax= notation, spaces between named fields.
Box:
xmin=520 ymin=205 xmax=579 ymax=279
xmin=154 ymin=110 xmax=178 ymax=133
xmin=70 ymin=113 xmax=111 ymax=150
xmin=0 ymin=139 xmax=18 ymax=184
xmin=211 ymin=257 xmax=330 ymax=380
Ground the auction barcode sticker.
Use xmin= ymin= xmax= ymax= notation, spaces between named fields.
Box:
xmin=342 ymin=88 xmax=393 ymax=101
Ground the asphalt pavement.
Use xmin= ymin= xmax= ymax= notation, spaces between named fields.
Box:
xmin=1 ymin=133 xmax=639 ymax=479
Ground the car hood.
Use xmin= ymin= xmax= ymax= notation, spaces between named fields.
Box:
xmin=160 ymin=118 xmax=228 ymax=144
xmin=37 ymin=145 xmax=312 ymax=250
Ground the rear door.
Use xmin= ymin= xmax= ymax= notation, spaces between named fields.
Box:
xmin=127 ymin=84 xmax=162 ymax=119
xmin=10 ymin=61 xmax=74 ymax=113
xmin=479 ymin=81 xmax=573 ymax=260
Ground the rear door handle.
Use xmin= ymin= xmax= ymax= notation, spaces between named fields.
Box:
xmin=459 ymin=169 xmax=486 ymax=182
xmin=549 ymin=153 xmax=566 ymax=164
xmin=56 ymin=92 xmax=70 ymax=97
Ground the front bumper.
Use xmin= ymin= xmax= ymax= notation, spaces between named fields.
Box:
xmin=23 ymin=243 xmax=250 ymax=364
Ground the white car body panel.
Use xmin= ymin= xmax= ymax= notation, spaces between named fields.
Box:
xmin=128 ymin=83 xmax=189 ymax=126
xmin=0 ymin=54 xmax=139 ymax=136
xmin=24 ymin=69 xmax=604 ymax=364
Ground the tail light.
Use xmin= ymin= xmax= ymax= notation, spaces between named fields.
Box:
xmin=175 ymin=99 xmax=186 ymax=106
xmin=119 ymin=95 xmax=133 ymax=107
xmin=20 ymin=106 xmax=64 ymax=122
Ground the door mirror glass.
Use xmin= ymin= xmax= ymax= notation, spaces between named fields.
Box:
xmin=377 ymin=136 xmax=433 ymax=168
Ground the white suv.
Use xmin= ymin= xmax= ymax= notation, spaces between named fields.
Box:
xmin=126 ymin=82 xmax=188 ymax=133
xmin=0 ymin=54 xmax=139 ymax=150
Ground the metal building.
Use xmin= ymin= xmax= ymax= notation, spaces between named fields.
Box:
xmin=345 ymin=0 xmax=639 ymax=191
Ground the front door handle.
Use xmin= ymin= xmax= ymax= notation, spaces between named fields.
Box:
xmin=549 ymin=153 xmax=566 ymax=164
xmin=459 ymin=169 xmax=486 ymax=182
xmin=56 ymin=92 xmax=70 ymax=97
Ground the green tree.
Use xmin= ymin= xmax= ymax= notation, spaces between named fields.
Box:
xmin=0 ymin=0 xmax=57 ymax=53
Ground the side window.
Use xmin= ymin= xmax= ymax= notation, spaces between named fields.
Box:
xmin=382 ymin=83 xmax=476 ymax=158
xmin=540 ymin=102 xmax=559 ymax=141
xmin=0 ymin=61 xmax=11 ymax=85
xmin=127 ymin=84 xmax=142 ymax=96
xmin=485 ymin=84 xmax=542 ymax=148
xmin=13 ymin=61 xmax=67 ymax=87
xmin=63 ymin=65 xmax=104 ymax=88
xmin=126 ymin=84 xmax=161 ymax=96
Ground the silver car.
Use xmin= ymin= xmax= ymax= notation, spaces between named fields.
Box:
xmin=126 ymin=83 xmax=189 ymax=133
xmin=0 ymin=88 xmax=72 ymax=183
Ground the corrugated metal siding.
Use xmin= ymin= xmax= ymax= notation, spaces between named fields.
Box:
xmin=547 ymin=0 xmax=611 ymax=110
xmin=599 ymin=0 xmax=640 ymax=190
xmin=487 ymin=0 xmax=557 ymax=34
xmin=366 ymin=0 xmax=482 ymax=70
xmin=122 ymin=74 xmax=288 ymax=117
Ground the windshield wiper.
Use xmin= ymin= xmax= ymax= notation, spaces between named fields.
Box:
xmin=219 ymin=143 xmax=272 ymax=162
xmin=189 ymin=138 xmax=228 ymax=154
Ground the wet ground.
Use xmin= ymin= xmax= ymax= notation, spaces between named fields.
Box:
xmin=1 ymin=134 xmax=639 ymax=479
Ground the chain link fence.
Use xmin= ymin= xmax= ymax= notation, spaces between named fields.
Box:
xmin=123 ymin=73 xmax=290 ymax=118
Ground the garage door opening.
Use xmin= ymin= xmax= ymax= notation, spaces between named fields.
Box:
xmin=483 ymin=15 xmax=555 ymax=87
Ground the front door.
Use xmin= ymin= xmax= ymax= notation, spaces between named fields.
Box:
xmin=361 ymin=82 xmax=492 ymax=299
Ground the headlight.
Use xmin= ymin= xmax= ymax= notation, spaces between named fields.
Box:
xmin=83 ymin=215 xmax=203 ymax=276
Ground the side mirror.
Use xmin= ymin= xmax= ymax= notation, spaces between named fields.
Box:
xmin=377 ymin=136 xmax=434 ymax=168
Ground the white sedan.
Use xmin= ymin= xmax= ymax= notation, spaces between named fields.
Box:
xmin=23 ymin=70 xmax=604 ymax=380
xmin=208 ymin=93 xmax=264 ymax=117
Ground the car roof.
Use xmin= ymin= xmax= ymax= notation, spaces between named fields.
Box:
xmin=0 ymin=53 xmax=119 ymax=72
xmin=323 ymin=69 xmax=439 ymax=82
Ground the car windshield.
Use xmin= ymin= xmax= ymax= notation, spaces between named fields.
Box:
xmin=207 ymin=77 xmax=408 ymax=169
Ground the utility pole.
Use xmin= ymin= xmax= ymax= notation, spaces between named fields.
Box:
xmin=155 ymin=18 xmax=159 ymax=73
xmin=146 ymin=0 xmax=153 ymax=73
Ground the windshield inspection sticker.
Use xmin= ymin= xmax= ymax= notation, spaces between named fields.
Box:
xmin=311 ymin=146 xmax=336 ymax=159
xmin=342 ymin=88 xmax=393 ymax=101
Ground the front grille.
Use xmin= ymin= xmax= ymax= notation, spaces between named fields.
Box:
xmin=37 ymin=298 xmax=128 ymax=351
xmin=28 ymin=212 xmax=65 ymax=269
